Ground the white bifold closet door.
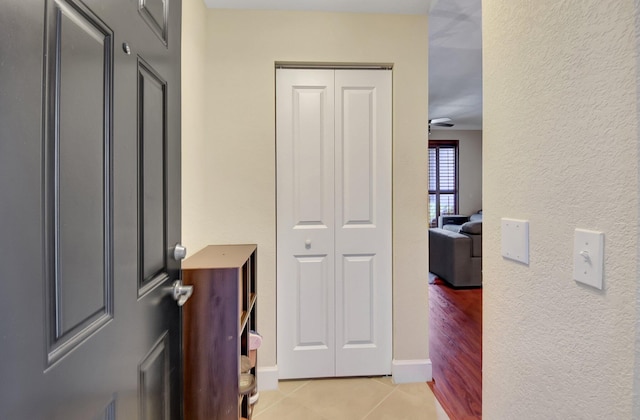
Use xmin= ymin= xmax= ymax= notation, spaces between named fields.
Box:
xmin=276 ymin=68 xmax=392 ymax=379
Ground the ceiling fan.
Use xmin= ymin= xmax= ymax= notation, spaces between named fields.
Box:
xmin=428 ymin=118 xmax=454 ymax=134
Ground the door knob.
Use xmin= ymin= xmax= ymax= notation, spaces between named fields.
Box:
xmin=171 ymin=280 xmax=193 ymax=306
xmin=305 ymin=239 xmax=311 ymax=249
xmin=173 ymin=243 xmax=187 ymax=260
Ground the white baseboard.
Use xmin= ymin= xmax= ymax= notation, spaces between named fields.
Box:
xmin=257 ymin=366 xmax=279 ymax=391
xmin=258 ymin=361 xmax=430 ymax=389
xmin=391 ymin=359 xmax=432 ymax=384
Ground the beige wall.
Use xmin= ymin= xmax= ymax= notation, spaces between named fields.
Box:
xmin=429 ymin=129 xmax=482 ymax=215
xmin=181 ymin=9 xmax=429 ymax=370
xmin=181 ymin=0 xmax=209 ymax=253
xmin=484 ymin=0 xmax=638 ymax=418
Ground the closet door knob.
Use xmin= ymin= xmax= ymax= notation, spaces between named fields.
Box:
xmin=305 ymin=239 xmax=311 ymax=249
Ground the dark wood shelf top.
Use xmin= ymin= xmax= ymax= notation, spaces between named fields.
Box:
xmin=182 ymin=244 xmax=257 ymax=270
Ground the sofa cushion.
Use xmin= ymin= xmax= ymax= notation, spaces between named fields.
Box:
xmin=460 ymin=220 xmax=482 ymax=235
xmin=469 ymin=212 xmax=483 ymax=222
xmin=460 ymin=221 xmax=482 ymax=257
xmin=442 ymin=224 xmax=462 ymax=233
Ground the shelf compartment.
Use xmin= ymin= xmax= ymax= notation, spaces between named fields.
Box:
xmin=240 ymin=293 xmax=257 ymax=331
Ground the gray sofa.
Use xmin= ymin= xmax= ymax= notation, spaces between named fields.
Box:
xmin=429 ymin=220 xmax=482 ymax=287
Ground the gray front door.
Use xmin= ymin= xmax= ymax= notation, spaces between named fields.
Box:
xmin=0 ymin=0 xmax=182 ymax=418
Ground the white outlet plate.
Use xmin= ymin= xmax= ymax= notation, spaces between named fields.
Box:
xmin=573 ymin=229 xmax=604 ymax=289
xmin=501 ymin=218 xmax=529 ymax=264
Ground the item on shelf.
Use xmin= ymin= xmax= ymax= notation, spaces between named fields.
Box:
xmin=239 ymin=373 xmax=256 ymax=395
xmin=246 ymin=390 xmax=259 ymax=420
xmin=249 ymin=392 xmax=259 ymax=406
xmin=241 ymin=355 xmax=252 ymax=373
xmin=249 ymin=330 xmax=262 ymax=349
xmin=248 ymin=330 xmax=262 ymax=368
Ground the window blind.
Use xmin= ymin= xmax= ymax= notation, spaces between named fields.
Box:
xmin=428 ymin=141 xmax=459 ymax=227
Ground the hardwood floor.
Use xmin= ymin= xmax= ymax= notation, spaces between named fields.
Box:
xmin=428 ymin=276 xmax=482 ymax=420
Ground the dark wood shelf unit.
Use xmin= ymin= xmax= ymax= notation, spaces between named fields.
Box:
xmin=182 ymin=244 xmax=257 ymax=420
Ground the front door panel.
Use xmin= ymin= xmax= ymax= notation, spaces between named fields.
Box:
xmin=0 ymin=0 xmax=182 ymax=418
xmin=45 ymin=0 xmax=114 ymax=365
xmin=138 ymin=58 xmax=170 ymax=295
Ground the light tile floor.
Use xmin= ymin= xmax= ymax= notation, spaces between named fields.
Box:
xmin=251 ymin=377 xmax=450 ymax=420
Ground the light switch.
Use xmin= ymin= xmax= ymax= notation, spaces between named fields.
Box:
xmin=501 ymin=218 xmax=529 ymax=264
xmin=573 ymin=229 xmax=604 ymax=289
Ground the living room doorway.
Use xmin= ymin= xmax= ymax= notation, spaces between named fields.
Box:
xmin=428 ymin=2 xmax=483 ymax=409
xmin=427 ymin=129 xmax=483 ymax=420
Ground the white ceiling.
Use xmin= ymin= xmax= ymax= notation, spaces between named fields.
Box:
xmin=205 ymin=0 xmax=483 ymax=130
xmin=428 ymin=0 xmax=482 ymax=130
xmin=204 ymin=0 xmax=433 ymax=14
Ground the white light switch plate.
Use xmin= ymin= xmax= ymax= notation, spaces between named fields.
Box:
xmin=573 ymin=229 xmax=604 ymax=289
xmin=501 ymin=218 xmax=529 ymax=264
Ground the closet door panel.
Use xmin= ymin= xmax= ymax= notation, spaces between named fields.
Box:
xmin=277 ymin=68 xmax=392 ymax=379
xmin=335 ymin=70 xmax=392 ymax=376
xmin=276 ymin=69 xmax=335 ymax=379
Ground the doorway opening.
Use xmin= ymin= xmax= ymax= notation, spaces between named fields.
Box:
xmin=275 ymin=66 xmax=393 ymax=380
xmin=427 ymin=0 xmax=483 ymax=417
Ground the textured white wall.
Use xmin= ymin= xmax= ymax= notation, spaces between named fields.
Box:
xmin=429 ymin=129 xmax=483 ymax=215
xmin=633 ymin=2 xmax=640 ymax=417
xmin=484 ymin=0 xmax=638 ymax=418
xmin=180 ymin=10 xmax=429 ymax=369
